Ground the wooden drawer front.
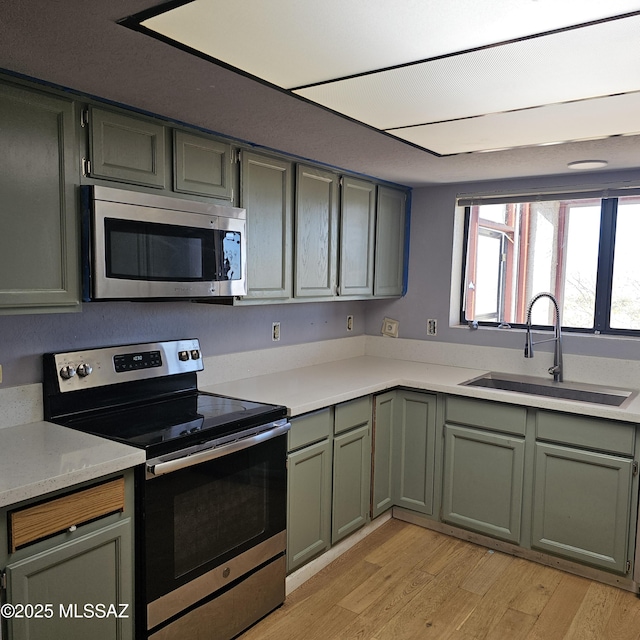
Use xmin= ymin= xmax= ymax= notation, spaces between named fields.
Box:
xmin=334 ymin=396 xmax=371 ymax=435
xmin=288 ymin=408 xmax=333 ymax=452
xmin=536 ymin=411 xmax=635 ymax=456
xmin=446 ymin=396 xmax=526 ymax=436
xmin=10 ymin=477 xmax=125 ymax=552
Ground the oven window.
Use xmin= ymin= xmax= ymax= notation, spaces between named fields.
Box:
xmin=105 ymin=218 xmax=216 ymax=281
xmin=143 ymin=434 xmax=286 ymax=603
xmin=173 ymin=461 xmax=267 ymax=577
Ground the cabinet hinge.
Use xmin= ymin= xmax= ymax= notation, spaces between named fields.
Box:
xmin=627 ymin=560 xmax=632 ymax=574
xmin=235 ymin=149 xmax=242 ymax=164
xmin=80 ymin=108 xmax=89 ymax=128
xmin=633 ymin=461 xmax=638 ymax=476
xmin=82 ymin=157 xmax=91 ymax=177
xmin=1 ymin=571 xmax=6 ymax=591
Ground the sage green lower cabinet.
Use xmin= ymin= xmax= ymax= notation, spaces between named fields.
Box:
xmin=287 ymin=439 xmax=333 ymax=573
xmin=5 ymin=520 xmax=133 ymax=640
xmin=371 ymin=392 xmax=395 ymax=518
xmin=332 ymin=397 xmax=371 ymax=543
xmin=393 ymin=391 xmax=437 ymax=515
xmin=531 ymin=442 xmax=633 ymax=574
xmin=442 ymin=424 xmax=525 ymax=543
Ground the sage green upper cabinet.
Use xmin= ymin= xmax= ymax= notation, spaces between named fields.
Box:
xmin=374 ymin=186 xmax=407 ymax=297
xmin=393 ymin=391 xmax=437 ymax=515
xmin=88 ymin=107 xmax=166 ymax=188
xmin=174 ymin=131 xmax=233 ymax=200
xmin=338 ymin=177 xmax=376 ymax=297
xmin=294 ymin=165 xmax=339 ymax=298
xmin=442 ymin=397 xmax=526 ymax=543
xmin=0 ymin=82 xmax=79 ymax=314
xmin=240 ymin=151 xmax=293 ymax=300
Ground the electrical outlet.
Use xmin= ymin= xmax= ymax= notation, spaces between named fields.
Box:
xmin=427 ymin=319 xmax=437 ymax=336
xmin=272 ymin=322 xmax=281 ymax=342
xmin=347 ymin=315 xmax=354 ymax=332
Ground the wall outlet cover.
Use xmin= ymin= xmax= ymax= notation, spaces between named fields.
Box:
xmin=381 ymin=317 xmax=399 ymax=338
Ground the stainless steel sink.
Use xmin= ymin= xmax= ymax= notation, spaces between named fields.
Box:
xmin=460 ymin=372 xmax=637 ymax=407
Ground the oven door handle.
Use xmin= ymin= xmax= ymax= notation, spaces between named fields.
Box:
xmin=146 ymin=421 xmax=291 ymax=477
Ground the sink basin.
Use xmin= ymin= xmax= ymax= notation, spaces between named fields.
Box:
xmin=460 ymin=372 xmax=637 ymax=407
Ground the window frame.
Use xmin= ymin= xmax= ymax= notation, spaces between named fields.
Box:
xmin=460 ymin=196 xmax=639 ymax=336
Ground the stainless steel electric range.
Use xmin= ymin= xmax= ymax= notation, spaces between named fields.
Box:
xmin=43 ymin=339 xmax=290 ymax=640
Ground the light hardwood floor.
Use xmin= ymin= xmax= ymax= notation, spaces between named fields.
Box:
xmin=239 ymin=519 xmax=640 ymax=640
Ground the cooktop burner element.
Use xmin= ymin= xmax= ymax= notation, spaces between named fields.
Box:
xmin=43 ymin=339 xmax=287 ymax=458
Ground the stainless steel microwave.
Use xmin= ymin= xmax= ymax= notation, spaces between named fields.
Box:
xmin=81 ymin=185 xmax=247 ymax=301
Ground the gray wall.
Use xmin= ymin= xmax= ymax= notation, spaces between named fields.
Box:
xmin=0 ymin=299 xmax=366 ymax=387
xmin=365 ymin=168 xmax=640 ymax=362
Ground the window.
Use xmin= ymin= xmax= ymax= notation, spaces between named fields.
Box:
xmin=461 ymin=195 xmax=640 ymax=334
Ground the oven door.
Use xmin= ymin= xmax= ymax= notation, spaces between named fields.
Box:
xmin=142 ymin=429 xmax=288 ymax=632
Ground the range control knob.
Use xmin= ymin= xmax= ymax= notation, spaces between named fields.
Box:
xmin=59 ymin=365 xmax=76 ymax=380
xmin=76 ymin=363 xmax=93 ymax=377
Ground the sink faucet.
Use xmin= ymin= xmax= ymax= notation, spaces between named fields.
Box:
xmin=524 ymin=292 xmax=563 ymax=382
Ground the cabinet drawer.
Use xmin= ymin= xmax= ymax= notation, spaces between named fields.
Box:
xmin=9 ymin=477 xmax=125 ymax=552
xmin=446 ymin=396 xmax=526 ymax=436
xmin=536 ymin=411 xmax=635 ymax=455
xmin=334 ymin=396 xmax=371 ymax=435
xmin=288 ymin=408 xmax=332 ymax=452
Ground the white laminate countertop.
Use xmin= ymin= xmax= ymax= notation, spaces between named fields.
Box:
xmin=0 ymin=421 xmax=145 ymax=508
xmin=201 ymin=355 xmax=640 ymax=423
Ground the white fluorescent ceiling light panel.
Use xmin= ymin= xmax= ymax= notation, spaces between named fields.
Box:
xmin=140 ymin=0 xmax=640 ymax=156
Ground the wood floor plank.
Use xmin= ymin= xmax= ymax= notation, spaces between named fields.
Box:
xmin=484 ymin=608 xmax=537 ymax=640
xmin=563 ymin=582 xmax=621 ymax=640
xmin=239 ymin=520 xmax=640 ymax=640
xmin=374 ymin=542 xmax=487 ymax=640
xmin=407 ymin=586 xmax=482 ymax=640
xmin=601 ymin=589 xmax=640 ymax=640
xmin=455 ymin=556 xmax=547 ymax=639
xmin=334 ymin=567 xmax=433 ymax=640
xmin=509 ymin=562 xmax=563 ymax=617
xmin=523 ymin=573 xmax=591 ymax=640
xmin=460 ymin=548 xmax=514 ymax=596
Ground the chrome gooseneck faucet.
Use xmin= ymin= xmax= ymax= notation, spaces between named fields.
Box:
xmin=524 ymin=292 xmax=563 ymax=382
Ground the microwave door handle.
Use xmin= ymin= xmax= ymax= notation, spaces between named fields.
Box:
xmin=146 ymin=421 xmax=291 ymax=477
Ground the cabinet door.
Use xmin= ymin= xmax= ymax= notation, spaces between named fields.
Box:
xmin=532 ymin=442 xmax=633 ymax=574
xmin=0 ymin=83 xmax=79 ymax=313
xmin=287 ymin=439 xmax=332 ymax=572
xmin=393 ymin=391 xmax=437 ymax=515
xmin=442 ymin=424 xmax=525 ymax=543
xmin=240 ymin=151 xmax=293 ymax=299
xmin=174 ymin=131 xmax=233 ymax=199
xmin=372 ymin=392 xmax=395 ymax=518
xmin=374 ymin=186 xmax=406 ymax=297
xmin=339 ymin=177 xmax=375 ymax=297
xmin=89 ymin=107 xmax=166 ymax=187
xmin=332 ymin=424 xmax=371 ymax=544
xmin=5 ymin=520 xmax=133 ymax=640
xmin=294 ymin=165 xmax=339 ymax=298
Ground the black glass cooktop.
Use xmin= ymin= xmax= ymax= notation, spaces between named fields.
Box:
xmin=57 ymin=392 xmax=287 ymax=458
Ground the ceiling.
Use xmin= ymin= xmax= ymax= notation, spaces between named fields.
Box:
xmin=1 ymin=0 xmax=639 ymax=187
